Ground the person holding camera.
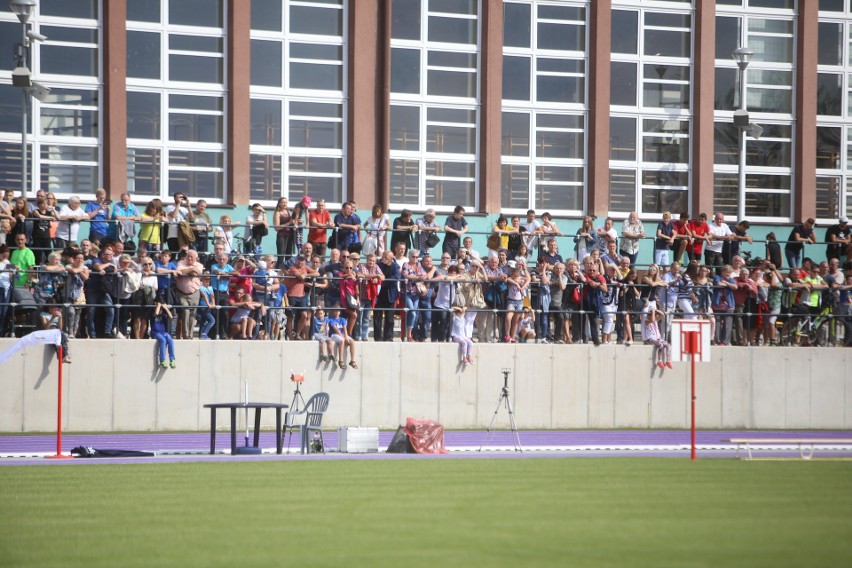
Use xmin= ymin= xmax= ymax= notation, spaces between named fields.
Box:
xmin=85 ymin=188 xmax=112 ymax=245
xmin=30 ymin=197 xmax=58 ymax=265
xmin=164 ymin=193 xmax=190 ymax=252
xmin=245 ymin=203 xmax=269 ymax=259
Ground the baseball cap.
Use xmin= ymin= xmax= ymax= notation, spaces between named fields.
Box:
xmin=296 ymin=254 xmax=307 ymax=261
xmin=301 ymin=195 xmax=312 ymax=208
xmin=840 ymin=216 xmax=849 ymax=224
xmin=507 ymin=260 xmax=517 ymax=269
xmin=257 ymin=260 xmax=267 ymax=270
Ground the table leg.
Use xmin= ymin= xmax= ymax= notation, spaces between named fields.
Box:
xmin=230 ymin=407 xmax=237 ymax=454
xmin=209 ymin=408 xmax=216 ymax=455
xmin=275 ymin=409 xmax=283 ymax=454
xmin=253 ymin=409 xmax=261 ymax=448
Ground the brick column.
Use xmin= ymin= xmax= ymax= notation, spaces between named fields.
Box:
xmin=479 ymin=0 xmax=503 ymax=214
xmin=102 ymin=0 xmax=126 ymax=199
xmin=794 ymin=1 xmax=818 ymax=221
xmin=227 ymin=0 xmax=250 ymax=206
xmin=692 ymin=0 xmax=716 ymax=218
xmin=587 ymin=0 xmax=611 ymax=218
xmin=348 ymin=0 xmax=382 ymax=208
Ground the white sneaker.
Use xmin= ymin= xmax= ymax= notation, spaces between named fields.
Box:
xmin=539 ymin=339 xmax=549 ymax=344
xmin=116 ymin=331 xmax=126 ymax=339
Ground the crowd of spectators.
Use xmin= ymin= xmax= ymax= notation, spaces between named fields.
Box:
xmin=1 ymin=188 xmax=852 ymax=356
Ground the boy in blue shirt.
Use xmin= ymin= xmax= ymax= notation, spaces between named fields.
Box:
xmin=312 ymin=307 xmax=334 ymax=363
xmin=328 ymin=308 xmax=357 ymax=369
xmin=154 ymin=250 xmax=178 ymax=302
xmin=197 ymin=276 xmax=216 ymax=339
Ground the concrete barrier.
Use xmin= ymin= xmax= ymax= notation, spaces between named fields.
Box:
xmin=1 ymin=338 xmax=850 ymax=432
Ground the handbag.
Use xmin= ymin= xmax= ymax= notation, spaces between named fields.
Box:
xmin=327 ymin=229 xmax=338 ymax=248
xmin=362 ymin=236 xmax=378 ymax=256
xmin=487 ymin=233 xmax=501 ymax=251
xmin=415 ymin=282 xmax=428 ymax=296
xmin=425 ymin=232 xmax=440 ymax=248
xmin=344 ymin=287 xmax=359 ymax=310
xmin=451 ymin=283 xmax=466 ymax=308
xmin=484 ymin=281 xmax=507 ymax=308
xmin=571 ymin=286 xmax=581 ymax=305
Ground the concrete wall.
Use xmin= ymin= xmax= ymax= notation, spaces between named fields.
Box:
xmin=1 ymin=339 xmax=850 ymax=432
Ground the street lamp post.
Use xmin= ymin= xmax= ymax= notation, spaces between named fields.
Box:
xmin=731 ymin=47 xmax=763 ymax=217
xmin=732 ymin=47 xmax=753 ymax=217
xmin=9 ymin=0 xmax=38 ymax=200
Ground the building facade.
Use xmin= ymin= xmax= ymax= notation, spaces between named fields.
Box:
xmin=0 ymin=0 xmax=849 ymax=226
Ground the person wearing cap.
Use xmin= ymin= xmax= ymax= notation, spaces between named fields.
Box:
xmin=825 ymin=216 xmax=851 ymax=262
xmin=415 ymin=209 xmax=440 ymax=257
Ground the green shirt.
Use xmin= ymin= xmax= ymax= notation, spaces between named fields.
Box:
xmin=10 ymin=248 xmax=35 ymax=288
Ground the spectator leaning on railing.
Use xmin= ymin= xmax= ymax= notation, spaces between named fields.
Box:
xmin=784 ymin=218 xmax=816 ymax=269
xmin=825 ymin=216 xmax=851 ymax=263
xmin=85 ymin=188 xmax=111 ymax=245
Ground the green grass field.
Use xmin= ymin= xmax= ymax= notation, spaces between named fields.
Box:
xmin=1 ymin=458 xmax=850 ymax=568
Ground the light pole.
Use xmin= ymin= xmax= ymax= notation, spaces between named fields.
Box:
xmin=9 ymin=0 xmax=38 ymax=200
xmin=731 ymin=46 xmax=762 ymax=216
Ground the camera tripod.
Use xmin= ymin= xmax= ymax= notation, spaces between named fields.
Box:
xmin=479 ymin=368 xmax=522 ymax=453
xmin=281 ymin=372 xmax=307 ymax=452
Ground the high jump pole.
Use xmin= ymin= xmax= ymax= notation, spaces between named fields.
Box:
xmin=45 ymin=345 xmax=72 ymax=460
xmin=688 ymin=331 xmax=698 ymax=461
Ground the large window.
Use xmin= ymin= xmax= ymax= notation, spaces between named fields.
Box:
xmin=126 ymin=0 xmax=226 ymax=200
xmin=501 ymin=1 xmax=588 ymax=214
xmin=815 ymin=2 xmax=852 ymax=221
xmin=0 ymin=0 xmax=101 ymax=195
xmin=249 ymin=0 xmax=346 ymax=205
xmin=609 ymin=2 xmax=693 ymax=217
xmin=713 ymin=2 xmax=796 ymax=220
xmin=389 ymin=0 xmax=479 ymax=210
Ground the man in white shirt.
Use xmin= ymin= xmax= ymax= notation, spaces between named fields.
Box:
xmin=415 ymin=209 xmax=440 ymax=257
xmin=705 ymin=212 xmax=733 ymax=275
xmin=520 ymin=209 xmax=543 ymax=252
xmin=596 ymin=217 xmax=618 ymax=253
xmin=461 ymin=236 xmax=481 ymax=261
xmin=164 ymin=193 xmax=190 ymax=252
xmin=619 ymin=211 xmax=645 ymax=267
xmin=56 ymin=195 xmax=90 ymax=248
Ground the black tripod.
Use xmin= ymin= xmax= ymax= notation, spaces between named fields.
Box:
xmin=282 ymin=373 xmax=308 ymax=451
xmin=479 ymin=368 xmax=522 ymax=452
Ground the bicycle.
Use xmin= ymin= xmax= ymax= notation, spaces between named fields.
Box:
xmin=778 ymin=304 xmax=836 ymax=347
